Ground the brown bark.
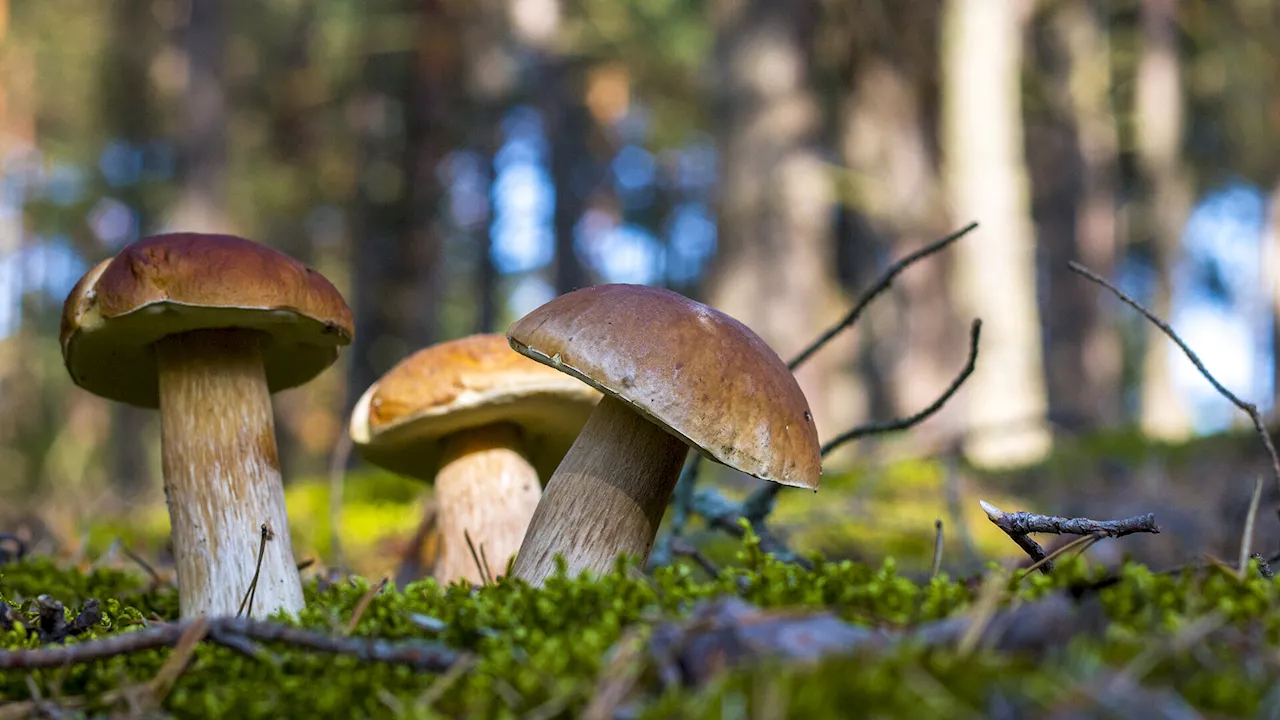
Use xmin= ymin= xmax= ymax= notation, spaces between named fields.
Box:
xmin=1135 ymin=0 xmax=1193 ymax=439
xmin=347 ymin=0 xmax=455 ymax=405
xmin=941 ymin=0 xmax=1051 ymax=467
xmin=157 ymin=329 xmax=304 ymax=619
xmin=431 ymin=423 xmax=541 ymax=585
xmin=1027 ymin=0 xmax=1124 ymax=431
xmin=165 ymin=0 xmax=233 ymax=233
xmin=510 ymin=396 xmax=690 ymax=586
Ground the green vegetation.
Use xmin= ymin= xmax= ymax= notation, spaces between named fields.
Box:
xmin=3 ymin=526 xmax=1279 ymax=717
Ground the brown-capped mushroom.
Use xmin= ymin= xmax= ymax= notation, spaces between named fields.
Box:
xmin=349 ymin=334 xmax=600 ymax=585
xmin=60 ymin=232 xmax=353 ymax=618
xmin=505 ymin=284 xmax=822 ymax=586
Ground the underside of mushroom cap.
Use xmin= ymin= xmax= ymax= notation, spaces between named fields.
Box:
xmin=506 ymin=284 xmax=822 ymax=490
xmin=60 ymin=233 xmax=354 ymax=408
xmin=350 ymin=334 xmax=602 ymax=480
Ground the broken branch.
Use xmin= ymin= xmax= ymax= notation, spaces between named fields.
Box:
xmin=0 ymin=616 xmax=461 ymax=672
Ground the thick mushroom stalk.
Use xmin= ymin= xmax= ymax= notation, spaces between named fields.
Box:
xmin=509 ymin=396 xmax=689 ymax=585
xmin=156 ymin=328 xmax=305 ymax=618
xmin=432 ymin=422 xmax=542 ymax=584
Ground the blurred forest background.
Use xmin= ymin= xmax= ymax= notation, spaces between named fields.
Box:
xmin=3 ymin=0 xmax=1280 ymax=579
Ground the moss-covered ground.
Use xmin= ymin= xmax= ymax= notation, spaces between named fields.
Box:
xmin=3 ymin=524 xmax=1280 ymax=718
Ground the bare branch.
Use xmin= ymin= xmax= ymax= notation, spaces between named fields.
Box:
xmin=1069 ymin=261 xmax=1280 ymax=504
xmin=0 ymin=616 xmax=462 ymax=672
xmin=981 ymin=500 xmax=1160 ymax=574
xmin=788 ymin=222 xmax=979 ymax=369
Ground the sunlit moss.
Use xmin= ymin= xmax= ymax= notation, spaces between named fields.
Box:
xmin=3 ymin=530 xmax=1280 ymax=717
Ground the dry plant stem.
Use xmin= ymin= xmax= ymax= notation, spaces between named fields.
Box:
xmin=511 ymin=395 xmax=690 ymax=586
xmin=1069 ymin=261 xmax=1280 ymax=510
xmin=432 ymin=422 xmax=541 ymax=585
xmin=156 ymin=329 xmax=304 ymax=619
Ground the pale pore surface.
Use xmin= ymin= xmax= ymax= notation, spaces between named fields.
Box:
xmin=157 ymin=329 xmax=305 ymax=618
xmin=432 ymin=423 xmax=542 ymax=585
xmin=510 ymin=396 xmax=689 ymax=586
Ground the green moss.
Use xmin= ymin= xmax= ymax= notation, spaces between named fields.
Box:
xmin=3 ymin=533 xmax=1280 ymax=717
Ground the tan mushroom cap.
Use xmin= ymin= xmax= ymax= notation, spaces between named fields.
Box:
xmin=507 ymin=284 xmax=822 ymax=490
xmin=350 ymin=334 xmax=602 ymax=480
xmin=60 ymin=232 xmax=354 ymax=408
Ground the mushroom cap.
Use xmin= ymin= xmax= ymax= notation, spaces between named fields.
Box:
xmin=506 ymin=284 xmax=822 ymax=490
xmin=60 ymin=232 xmax=354 ymax=408
xmin=349 ymin=333 xmax=602 ymax=481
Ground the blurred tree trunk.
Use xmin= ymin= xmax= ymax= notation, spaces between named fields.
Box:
xmin=101 ymin=0 xmax=164 ymax=500
xmin=1135 ymin=0 xmax=1192 ymax=440
xmin=1026 ymin=0 xmax=1124 ymax=433
xmin=347 ymin=0 xmax=455 ymax=408
xmin=706 ymin=0 xmax=849 ymax=449
xmin=941 ymin=0 xmax=1051 ymax=468
xmin=165 ymin=0 xmax=232 ymax=232
xmin=546 ymin=59 xmax=592 ymax=295
xmin=834 ymin=3 xmax=959 ymax=447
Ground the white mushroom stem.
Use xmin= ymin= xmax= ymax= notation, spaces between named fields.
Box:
xmin=431 ymin=422 xmax=542 ymax=585
xmin=509 ymin=395 xmax=690 ymax=586
xmin=156 ymin=328 xmax=305 ymax=619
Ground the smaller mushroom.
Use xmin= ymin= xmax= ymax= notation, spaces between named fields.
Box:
xmin=60 ymin=233 xmax=353 ymax=618
xmin=349 ymin=334 xmax=601 ymax=585
xmin=505 ymin=284 xmax=823 ymax=586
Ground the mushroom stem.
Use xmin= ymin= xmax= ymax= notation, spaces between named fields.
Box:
xmin=156 ymin=328 xmax=305 ymax=619
xmin=432 ymin=422 xmax=541 ymax=585
xmin=510 ymin=395 xmax=689 ymax=586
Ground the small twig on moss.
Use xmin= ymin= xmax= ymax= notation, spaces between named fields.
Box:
xmin=0 ymin=616 xmax=462 ymax=671
xmin=981 ymin=501 xmax=1160 ymax=539
xmin=930 ymin=520 xmax=944 ymax=580
xmin=1070 ymin=261 xmax=1280 ymax=519
xmin=1240 ymin=475 xmax=1265 ymax=580
xmin=143 ymin=617 xmax=210 ymax=708
xmin=345 ymin=577 xmax=389 ymax=634
xmin=982 ymin=501 xmax=1159 ymax=574
xmin=237 ymin=523 xmax=273 ymax=619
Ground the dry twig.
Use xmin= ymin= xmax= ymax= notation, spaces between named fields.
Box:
xmin=930 ymin=520 xmax=944 ymax=580
xmin=236 ymin=523 xmax=273 ymax=619
xmin=1070 ymin=261 xmax=1280 ymax=522
xmin=0 ymin=616 xmax=461 ymax=671
xmin=981 ymin=501 xmax=1159 ymax=574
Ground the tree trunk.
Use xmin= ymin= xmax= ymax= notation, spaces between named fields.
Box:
xmin=1135 ymin=0 xmax=1193 ymax=440
xmin=165 ymin=0 xmax=232 ymax=233
xmin=1027 ymin=0 xmax=1124 ymax=433
xmin=706 ymin=0 xmax=849 ymax=453
xmin=101 ymin=0 xmax=163 ymax=501
xmin=347 ymin=0 xmax=455 ymax=407
xmin=545 ymin=59 xmax=592 ymax=295
xmin=941 ymin=0 xmax=1051 ymax=468
xmin=836 ymin=6 xmax=962 ymax=448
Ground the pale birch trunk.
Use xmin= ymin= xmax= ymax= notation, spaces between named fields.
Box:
xmin=941 ymin=0 xmax=1051 ymax=467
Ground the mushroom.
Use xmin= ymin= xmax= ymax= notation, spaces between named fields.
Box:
xmin=505 ymin=284 xmax=823 ymax=586
xmin=349 ymin=333 xmax=601 ymax=585
xmin=60 ymin=232 xmax=353 ymax=618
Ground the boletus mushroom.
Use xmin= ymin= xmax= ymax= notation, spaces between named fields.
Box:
xmin=349 ymin=334 xmax=601 ymax=585
xmin=505 ymin=284 xmax=822 ymax=586
xmin=60 ymin=233 xmax=353 ymax=618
